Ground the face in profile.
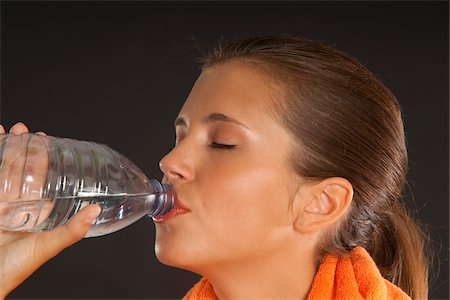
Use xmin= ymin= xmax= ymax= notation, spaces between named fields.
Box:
xmin=155 ymin=62 xmax=304 ymax=275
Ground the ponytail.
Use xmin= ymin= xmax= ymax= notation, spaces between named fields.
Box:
xmin=371 ymin=201 xmax=429 ymax=299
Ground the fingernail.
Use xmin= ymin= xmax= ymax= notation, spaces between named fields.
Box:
xmin=85 ymin=207 xmax=101 ymax=223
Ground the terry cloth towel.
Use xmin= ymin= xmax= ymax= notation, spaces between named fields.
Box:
xmin=183 ymin=247 xmax=410 ymax=300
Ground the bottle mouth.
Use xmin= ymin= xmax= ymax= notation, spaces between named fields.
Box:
xmin=159 ymin=183 xmax=176 ymax=215
xmin=147 ymin=181 xmax=175 ymax=217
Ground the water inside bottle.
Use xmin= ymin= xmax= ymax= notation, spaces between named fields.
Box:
xmin=0 ymin=193 xmax=161 ymax=237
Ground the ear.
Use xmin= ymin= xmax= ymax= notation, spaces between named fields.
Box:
xmin=294 ymin=177 xmax=353 ymax=234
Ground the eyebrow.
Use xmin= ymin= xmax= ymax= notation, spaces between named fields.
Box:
xmin=174 ymin=113 xmax=250 ymax=130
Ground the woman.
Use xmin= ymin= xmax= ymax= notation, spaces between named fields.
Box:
xmin=0 ymin=36 xmax=428 ymax=299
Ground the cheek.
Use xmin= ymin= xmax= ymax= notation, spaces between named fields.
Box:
xmin=203 ymin=149 xmax=290 ymax=209
xmin=198 ymin=159 xmax=293 ymax=242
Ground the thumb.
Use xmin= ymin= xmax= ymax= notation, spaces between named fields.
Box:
xmin=35 ymin=204 xmax=101 ymax=261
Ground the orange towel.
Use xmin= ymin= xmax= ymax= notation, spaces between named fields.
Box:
xmin=307 ymin=247 xmax=410 ymax=300
xmin=184 ymin=277 xmax=216 ymax=300
xmin=183 ymin=247 xmax=410 ymax=299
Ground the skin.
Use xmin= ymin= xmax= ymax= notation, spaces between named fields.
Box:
xmin=2 ymin=62 xmax=353 ymax=299
xmin=156 ymin=61 xmax=353 ymax=299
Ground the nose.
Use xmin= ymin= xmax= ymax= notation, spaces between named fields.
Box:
xmin=159 ymin=144 xmax=195 ymax=184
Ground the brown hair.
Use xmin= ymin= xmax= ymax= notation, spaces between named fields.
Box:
xmin=199 ymin=36 xmax=428 ymax=299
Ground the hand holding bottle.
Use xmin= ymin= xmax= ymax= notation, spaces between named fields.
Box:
xmin=0 ymin=123 xmax=101 ymax=299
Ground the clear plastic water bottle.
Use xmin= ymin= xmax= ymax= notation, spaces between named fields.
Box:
xmin=0 ymin=133 xmax=174 ymax=237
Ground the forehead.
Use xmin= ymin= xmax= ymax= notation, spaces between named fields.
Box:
xmin=179 ymin=61 xmax=283 ymax=123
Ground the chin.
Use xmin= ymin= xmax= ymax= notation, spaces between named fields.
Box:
xmin=155 ymin=244 xmax=207 ymax=275
xmin=154 ymin=227 xmax=202 ymax=272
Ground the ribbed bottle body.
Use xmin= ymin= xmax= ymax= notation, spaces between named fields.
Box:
xmin=0 ymin=133 xmax=173 ymax=237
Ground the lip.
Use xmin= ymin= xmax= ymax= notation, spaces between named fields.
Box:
xmin=152 ymin=195 xmax=190 ymax=223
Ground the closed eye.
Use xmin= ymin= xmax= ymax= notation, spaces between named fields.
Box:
xmin=210 ymin=142 xmax=237 ymax=150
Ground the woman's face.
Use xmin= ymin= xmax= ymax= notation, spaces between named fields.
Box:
xmin=155 ymin=62 xmax=302 ymax=274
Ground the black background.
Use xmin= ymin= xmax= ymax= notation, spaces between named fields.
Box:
xmin=1 ymin=1 xmax=448 ymax=299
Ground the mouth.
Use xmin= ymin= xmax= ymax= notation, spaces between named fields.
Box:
xmin=152 ymin=196 xmax=190 ymax=223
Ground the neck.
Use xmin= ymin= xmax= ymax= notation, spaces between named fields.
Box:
xmin=202 ymin=243 xmax=317 ymax=300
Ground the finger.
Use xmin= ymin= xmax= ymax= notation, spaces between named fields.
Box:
xmin=9 ymin=122 xmax=29 ymax=135
xmin=35 ymin=131 xmax=47 ymax=136
xmin=21 ymin=135 xmax=49 ymax=198
xmin=0 ymin=125 xmax=5 ymax=172
xmin=21 ymin=135 xmax=50 ymax=225
xmin=0 ymin=134 xmax=29 ymax=200
xmin=35 ymin=204 xmax=101 ymax=261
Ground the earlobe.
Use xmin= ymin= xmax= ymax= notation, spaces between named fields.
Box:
xmin=294 ymin=178 xmax=353 ymax=233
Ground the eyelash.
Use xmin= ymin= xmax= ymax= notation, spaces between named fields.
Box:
xmin=209 ymin=142 xmax=237 ymax=151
